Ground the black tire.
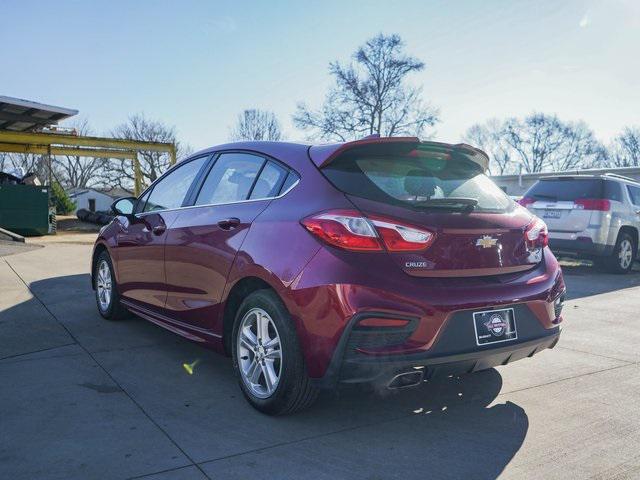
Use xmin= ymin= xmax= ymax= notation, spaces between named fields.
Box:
xmin=602 ymin=232 xmax=636 ymax=274
xmin=94 ymin=251 xmax=130 ymax=320
xmin=231 ymin=289 xmax=319 ymax=415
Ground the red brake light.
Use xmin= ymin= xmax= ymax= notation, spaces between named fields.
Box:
xmin=301 ymin=210 xmax=435 ymax=252
xmin=524 ymin=216 xmax=548 ymax=250
xmin=368 ymin=215 xmax=435 ymax=251
xmin=574 ymin=198 xmax=610 ymax=211
xmin=518 ymin=197 xmax=535 ymax=208
xmin=300 ymin=210 xmax=382 ymax=251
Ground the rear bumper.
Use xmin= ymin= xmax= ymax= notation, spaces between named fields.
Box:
xmin=323 ymin=329 xmax=560 ymax=388
xmin=312 ymin=303 xmax=562 ymax=389
xmin=549 ymin=237 xmax=613 ymax=257
xmin=289 ymin=247 xmax=565 ymax=381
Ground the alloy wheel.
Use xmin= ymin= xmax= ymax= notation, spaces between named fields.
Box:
xmin=96 ymin=260 xmax=112 ymax=312
xmin=237 ymin=307 xmax=283 ymax=399
xmin=619 ymin=239 xmax=633 ymax=270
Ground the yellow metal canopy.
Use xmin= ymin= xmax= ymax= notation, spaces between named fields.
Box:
xmin=0 ymin=130 xmax=176 ymax=195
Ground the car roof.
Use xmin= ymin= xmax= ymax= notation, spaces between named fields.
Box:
xmin=540 ymin=174 xmax=640 ymax=186
xmin=189 ymin=138 xmax=490 ymax=171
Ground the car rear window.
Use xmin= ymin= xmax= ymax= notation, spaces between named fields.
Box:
xmin=322 ymin=154 xmax=512 ymax=213
xmin=526 ymin=179 xmax=621 ymax=202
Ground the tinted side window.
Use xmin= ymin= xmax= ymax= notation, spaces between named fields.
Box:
xmin=279 ymin=171 xmax=300 ymax=194
xmin=627 ymin=185 xmax=640 ymax=206
xmin=604 ymin=181 xmax=622 ymax=202
xmin=249 ymin=161 xmax=288 ymax=200
xmin=144 ymin=156 xmax=208 ymax=212
xmin=196 ymin=153 xmax=264 ymax=205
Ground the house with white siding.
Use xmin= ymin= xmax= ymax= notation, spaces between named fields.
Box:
xmin=66 ymin=188 xmax=125 ymax=214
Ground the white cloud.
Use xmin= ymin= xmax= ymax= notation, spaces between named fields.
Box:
xmin=579 ymin=12 xmax=591 ymax=28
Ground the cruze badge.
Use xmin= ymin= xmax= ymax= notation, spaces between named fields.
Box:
xmin=476 ymin=235 xmax=498 ymax=249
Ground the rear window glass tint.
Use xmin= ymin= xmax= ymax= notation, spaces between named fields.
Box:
xmin=526 ymin=179 xmax=603 ymax=201
xmin=323 ymin=155 xmax=512 ymax=212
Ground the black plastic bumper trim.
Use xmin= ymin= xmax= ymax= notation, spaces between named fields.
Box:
xmin=311 ymin=311 xmax=419 ymax=389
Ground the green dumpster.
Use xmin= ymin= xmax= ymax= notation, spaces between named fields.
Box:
xmin=0 ymin=184 xmax=51 ymax=236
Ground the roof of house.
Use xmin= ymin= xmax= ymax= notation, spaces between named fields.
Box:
xmin=98 ymin=187 xmax=134 ymax=198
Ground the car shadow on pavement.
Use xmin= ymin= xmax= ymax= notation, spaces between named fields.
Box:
xmin=2 ymin=272 xmax=528 ymax=480
xmin=295 ymin=369 xmax=528 ymax=480
xmin=560 ymin=262 xmax=640 ymax=300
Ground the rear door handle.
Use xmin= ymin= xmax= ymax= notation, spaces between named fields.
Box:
xmin=152 ymin=224 xmax=166 ymax=235
xmin=218 ymin=217 xmax=241 ymax=230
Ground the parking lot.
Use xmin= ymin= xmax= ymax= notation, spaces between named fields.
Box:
xmin=1 ymin=236 xmax=640 ymax=480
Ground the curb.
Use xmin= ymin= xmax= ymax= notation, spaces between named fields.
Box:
xmin=0 ymin=226 xmax=25 ymax=243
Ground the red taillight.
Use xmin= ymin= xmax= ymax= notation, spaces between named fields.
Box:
xmin=524 ymin=216 xmax=548 ymax=250
xmin=301 ymin=210 xmax=435 ymax=252
xmin=300 ymin=210 xmax=382 ymax=251
xmin=518 ymin=197 xmax=535 ymax=208
xmin=574 ymin=198 xmax=610 ymax=211
xmin=368 ymin=215 xmax=436 ymax=252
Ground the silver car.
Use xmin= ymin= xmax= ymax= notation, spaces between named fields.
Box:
xmin=520 ymin=174 xmax=640 ymax=273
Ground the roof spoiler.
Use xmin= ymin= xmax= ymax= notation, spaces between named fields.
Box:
xmin=308 ymin=138 xmax=489 ymax=171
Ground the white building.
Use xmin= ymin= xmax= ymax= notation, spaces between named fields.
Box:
xmin=67 ymin=188 xmax=118 ymax=214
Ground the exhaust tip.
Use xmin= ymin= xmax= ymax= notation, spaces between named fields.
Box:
xmin=387 ymin=370 xmax=424 ymax=389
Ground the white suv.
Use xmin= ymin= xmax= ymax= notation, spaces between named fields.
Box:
xmin=520 ymin=174 xmax=640 ymax=273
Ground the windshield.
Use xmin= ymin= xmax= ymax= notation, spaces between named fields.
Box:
xmin=323 ymin=154 xmax=513 ymax=213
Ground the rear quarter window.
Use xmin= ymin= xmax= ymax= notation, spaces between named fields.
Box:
xmin=627 ymin=185 xmax=640 ymax=206
xmin=604 ymin=181 xmax=622 ymax=202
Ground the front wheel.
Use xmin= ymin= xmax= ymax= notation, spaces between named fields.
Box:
xmin=232 ymin=290 xmax=318 ymax=415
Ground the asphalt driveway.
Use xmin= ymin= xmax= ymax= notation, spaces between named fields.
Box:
xmin=1 ymin=239 xmax=639 ymax=479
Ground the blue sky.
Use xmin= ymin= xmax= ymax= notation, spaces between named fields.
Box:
xmin=2 ymin=0 xmax=639 ymax=151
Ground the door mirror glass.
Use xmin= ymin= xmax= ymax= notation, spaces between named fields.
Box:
xmin=111 ymin=196 xmax=137 ymax=215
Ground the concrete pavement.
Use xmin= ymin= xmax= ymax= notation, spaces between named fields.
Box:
xmin=1 ymin=239 xmax=639 ymax=479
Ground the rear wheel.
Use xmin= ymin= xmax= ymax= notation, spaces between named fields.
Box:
xmin=602 ymin=232 xmax=636 ymax=274
xmin=232 ymin=289 xmax=318 ymax=415
xmin=95 ymin=251 xmax=129 ymax=320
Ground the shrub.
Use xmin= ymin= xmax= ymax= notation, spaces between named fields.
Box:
xmin=51 ymin=182 xmax=76 ymax=215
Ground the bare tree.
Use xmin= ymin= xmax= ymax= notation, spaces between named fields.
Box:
xmin=100 ymin=114 xmax=190 ymax=190
xmin=230 ymin=109 xmax=283 ymax=141
xmin=0 ymin=152 xmax=49 ymax=180
xmin=463 ymin=119 xmax=514 ymax=175
xmin=294 ymin=33 xmax=439 ymax=141
xmin=607 ymin=127 xmax=640 ymax=167
xmin=503 ymin=113 xmax=603 ymax=173
xmin=53 ymin=119 xmax=105 ymax=188
xmin=0 ymin=153 xmax=9 ymax=173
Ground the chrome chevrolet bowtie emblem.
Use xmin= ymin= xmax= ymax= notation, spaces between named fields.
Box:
xmin=476 ymin=235 xmax=498 ymax=249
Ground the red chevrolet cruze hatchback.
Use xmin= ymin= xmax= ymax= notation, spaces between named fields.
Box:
xmin=92 ymin=137 xmax=565 ymax=414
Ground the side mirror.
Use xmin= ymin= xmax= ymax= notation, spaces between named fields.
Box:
xmin=111 ymin=196 xmax=137 ymax=216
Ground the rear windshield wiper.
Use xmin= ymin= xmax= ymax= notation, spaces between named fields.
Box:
xmin=411 ymin=197 xmax=479 ymax=212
